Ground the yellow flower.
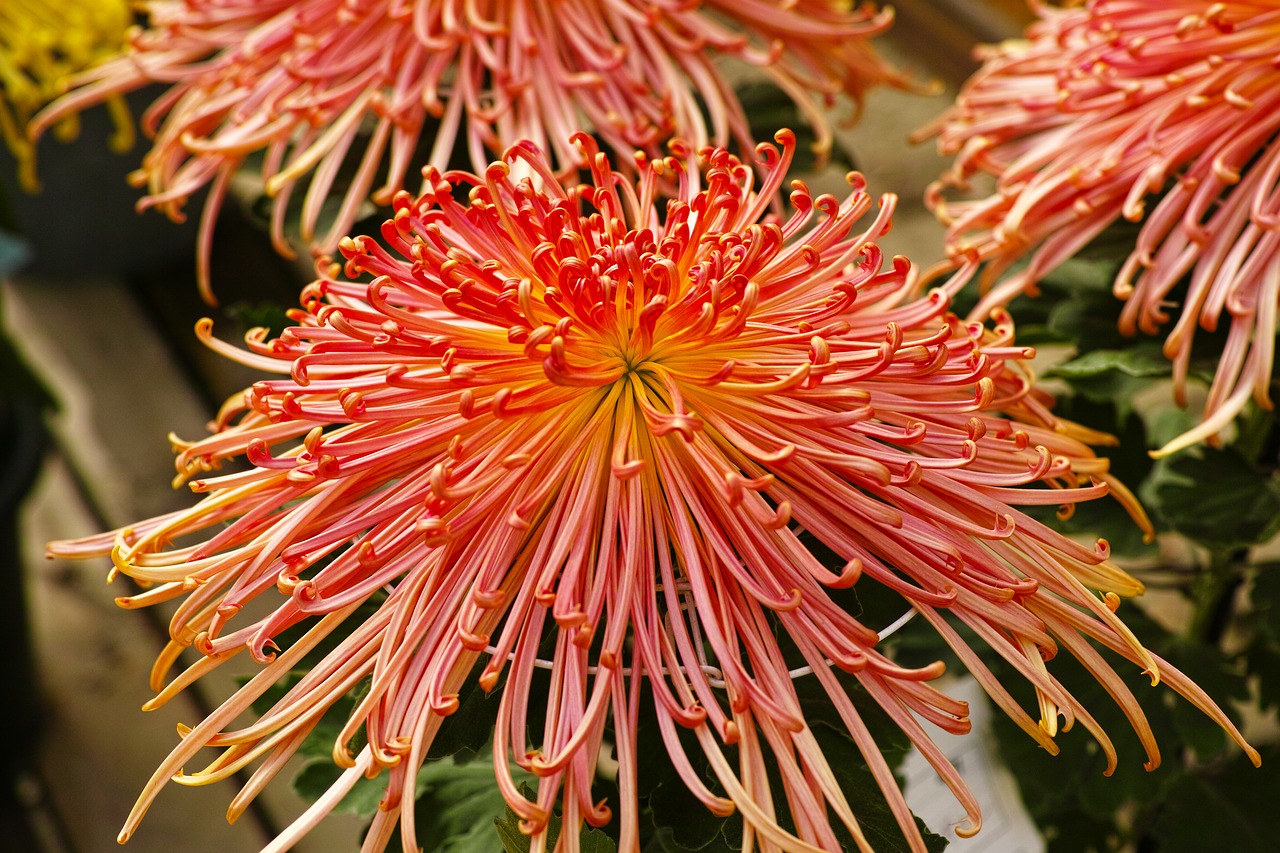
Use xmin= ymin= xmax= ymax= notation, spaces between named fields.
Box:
xmin=0 ymin=0 xmax=134 ymax=191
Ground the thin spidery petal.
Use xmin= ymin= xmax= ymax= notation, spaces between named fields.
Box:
xmin=27 ymin=0 xmax=912 ymax=301
xmin=50 ymin=129 xmax=1257 ymax=853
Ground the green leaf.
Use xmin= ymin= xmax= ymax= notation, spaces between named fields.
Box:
xmin=631 ymin=668 xmax=946 ymax=852
xmin=293 ymin=760 xmax=388 ymax=817
xmin=415 ymin=759 xmax=532 ymax=853
xmin=1144 ymin=446 xmax=1280 ymax=551
xmin=364 ymin=750 xmax=602 ymax=853
xmin=1039 ymin=809 xmax=1115 ymax=853
xmin=792 ymin=670 xmax=912 ymax=760
xmin=494 ymin=800 xmax=536 ymax=853
xmin=247 ymin=670 xmax=371 ymax=770
xmin=1042 ymin=282 xmax=1130 ymax=351
xmin=493 ymin=783 xmax=564 ymax=853
xmin=1143 ymin=407 xmax=1202 ymax=454
xmin=425 ymin=668 xmax=504 ymax=762
xmin=578 ymin=828 xmax=619 ymax=853
xmin=976 ymin=242 xmax=1136 ymax=350
xmin=642 ymin=826 xmax=698 ymax=853
xmin=224 ymin=300 xmax=296 ymax=339
xmin=1048 ymin=346 xmax=1170 ymax=381
xmin=1243 ymin=564 xmax=1280 ymax=713
xmin=1153 ymin=633 xmax=1247 ymax=761
xmin=1249 ymin=563 xmax=1280 ymax=644
xmin=637 ymin=726 xmax=730 ymax=852
xmin=737 ymin=82 xmax=858 ymax=174
xmin=407 ymin=668 xmax=600 ymax=852
xmin=811 ymin=721 xmax=949 ymax=853
xmin=1047 ymin=344 xmax=1171 ymax=422
xmin=1020 ymin=394 xmax=1157 ymax=558
xmin=1227 ymin=406 xmax=1277 ymax=465
xmin=1243 ymin=641 xmax=1280 ymax=712
xmin=1059 ymin=370 xmax=1158 ymax=421
xmin=983 ymin=597 xmax=1259 ymax=850
xmin=494 ymin=808 xmax=530 ymax=853
xmin=1147 ymin=746 xmax=1278 ymax=853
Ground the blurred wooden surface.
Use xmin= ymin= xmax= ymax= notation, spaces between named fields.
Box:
xmin=9 ymin=274 xmax=366 ymax=853
xmin=891 ymin=0 xmax=1033 ymax=81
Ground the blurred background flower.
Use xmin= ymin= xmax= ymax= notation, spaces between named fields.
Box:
xmin=922 ymin=0 xmax=1280 ymax=456
xmin=28 ymin=0 xmax=911 ymax=302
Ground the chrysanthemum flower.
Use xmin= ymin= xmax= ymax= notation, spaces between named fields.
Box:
xmin=922 ymin=1 xmax=1280 ymax=455
xmin=0 ymin=0 xmax=133 ymax=191
xmin=27 ymin=0 xmax=908 ymax=302
xmin=51 ymin=132 xmax=1255 ymax=853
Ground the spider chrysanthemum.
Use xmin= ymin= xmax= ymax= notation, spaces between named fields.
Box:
xmin=922 ymin=0 xmax=1280 ymax=455
xmin=28 ymin=0 xmax=908 ymax=301
xmin=51 ymin=132 xmax=1256 ymax=853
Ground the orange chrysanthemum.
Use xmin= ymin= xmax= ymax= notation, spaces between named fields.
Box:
xmin=28 ymin=0 xmax=908 ymax=301
xmin=51 ymin=132 xmax=1255 ymax=853
xmin=923 ymin=1 xmax=1280 ymax=455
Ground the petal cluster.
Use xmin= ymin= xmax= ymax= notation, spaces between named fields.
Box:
xmin=923 ymin=0 xmax=1280 ymax=454
xmin=29 ymin=0 xmax=907 ymax=301
xmin=0 ymin=0 xmax=133 ymax=189
xmin=51 ymin=132 xmax=1255 ymax=853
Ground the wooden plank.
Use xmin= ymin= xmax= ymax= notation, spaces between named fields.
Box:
xmin=6 ymin=276 xmax=363 ymax=852
xmin=23 ymin=454 xmax=271 ymax=853
xmin=888 ymin=0 xmax=1034 ymax=84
